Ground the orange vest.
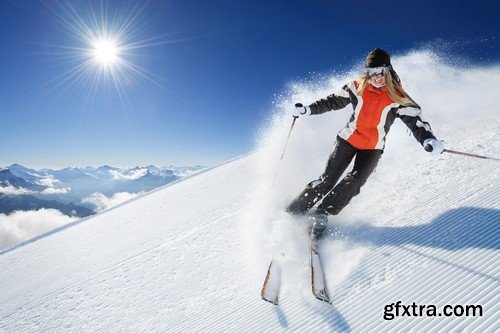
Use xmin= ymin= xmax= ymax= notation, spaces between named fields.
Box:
xmin=338 ymin=82 xmax=398 ymax=150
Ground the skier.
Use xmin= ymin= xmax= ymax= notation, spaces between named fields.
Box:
xmin=287 ymin=48 xmax=444 ymax=238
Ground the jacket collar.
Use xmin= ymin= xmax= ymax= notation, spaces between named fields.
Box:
xmin=367 ymin=82 xmax=388 ymax=94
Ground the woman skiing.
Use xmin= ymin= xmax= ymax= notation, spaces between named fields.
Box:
xmin=287 ymin=48 xmax=444 ymax=238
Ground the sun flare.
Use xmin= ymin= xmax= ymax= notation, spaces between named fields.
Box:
xmin=91 ymin=38 xmax=120 ymax=66
xmin=42 ymin=0 xmax=172 ymax=110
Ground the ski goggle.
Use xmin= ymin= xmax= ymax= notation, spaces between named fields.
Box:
xmin=366 ymin=66 xmax=390 ymax=77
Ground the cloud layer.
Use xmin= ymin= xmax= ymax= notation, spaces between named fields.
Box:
xmin=41 ymin=187 xmax=69 ymax=195
xmin=0 ymin=209 xmax=78 ymax=250
xmin=82 ymin=192 xmax=141 ymax=212
xmin=36 ymin=177 xmax=60 ymax=187
xmin=0 ymin=185 xmax=34 ymax=196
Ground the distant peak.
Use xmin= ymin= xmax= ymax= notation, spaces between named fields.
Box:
xmin=8 ymin=163 xmax=28 ymax=170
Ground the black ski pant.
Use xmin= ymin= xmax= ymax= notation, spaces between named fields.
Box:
xmin=286 ymin=137 xmax=382 ymax=216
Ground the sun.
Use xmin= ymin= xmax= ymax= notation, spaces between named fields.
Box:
xmin=91 ymin=38 xmax=120 ymax=67
xmin=41 ymin=0 xmax=174 ymax=111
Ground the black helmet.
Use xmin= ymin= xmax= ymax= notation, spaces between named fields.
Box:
xmin=365 ymin=48 xmax=391 ymax=68
xmin=365 ymin=48 xmax=400 ymax=83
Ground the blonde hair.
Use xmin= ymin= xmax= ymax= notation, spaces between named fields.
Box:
xmin=357 ymin=70 xmax=417 ymax=107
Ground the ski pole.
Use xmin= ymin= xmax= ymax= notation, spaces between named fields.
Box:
xmin=443 ymin=149 xmax=500 ymax=161
xmin=271 ymin=116 xmax=299 ymax=186
xmin=262 ymin=115 xmax=298 ymax=305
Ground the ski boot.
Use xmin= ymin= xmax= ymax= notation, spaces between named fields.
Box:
xmin=308 ymin=207 xmax=328 ymax=239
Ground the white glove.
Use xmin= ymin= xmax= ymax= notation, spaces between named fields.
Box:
xmin=292 ymin=103 xmax=311 ymax=117
xmin=424 ymin=138 xmax=444 ymax=156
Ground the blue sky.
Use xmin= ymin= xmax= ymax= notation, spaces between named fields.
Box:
xmin=0 ymin=0 xmax=499 ymax=168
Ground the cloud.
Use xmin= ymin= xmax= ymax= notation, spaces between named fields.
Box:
xmin=110 ymin=168 xmax=147 ymax=180
xmin=82 ymin=192 xmax=141 ymax=212
xmin=0 ymin=209 xmax=78 ymax=250
xmin=35 ymin=176 xmax=69 ymax=195
xmin=0 ymin=185 xmax=34 ymax=196
xmin=41 ymin=187 xmax=69 ymax=195
xmin=36 ymin=177 xmax=60 ymax=187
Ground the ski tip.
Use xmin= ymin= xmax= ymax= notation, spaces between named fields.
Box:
xmin=315 ymin=295 xmax=332 ymax=304
xmin=261 ymin=297 xmax=279 ymax=306
xmin=312 ymin=286 xmax=331 ymax=304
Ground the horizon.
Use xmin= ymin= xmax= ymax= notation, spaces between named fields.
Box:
xmin=1 ymin=0 xmax=499 ymax=168
xmin=2 ymin=162 xmax=208 ymax=171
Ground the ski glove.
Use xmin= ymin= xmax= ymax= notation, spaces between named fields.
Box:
xmin=424 ymin=138 xmax=444 ymax=156
xmin=292 ymin=103 xmax=311 ymax=117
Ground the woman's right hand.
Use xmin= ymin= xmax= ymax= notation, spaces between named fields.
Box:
xmin=424 ymin=138 xmax=444 ymax=155
xmin=292 ymin=103 xmax=311 ymax=117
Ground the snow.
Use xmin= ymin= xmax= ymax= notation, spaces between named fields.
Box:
xmin=0 ymin=50 xmax=499 ymax=332
xmin=109 ymin=168 xmax=148 ymax=180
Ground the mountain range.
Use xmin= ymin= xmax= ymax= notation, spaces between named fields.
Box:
xmin=0 ymin=164 xmax=206 ymax=217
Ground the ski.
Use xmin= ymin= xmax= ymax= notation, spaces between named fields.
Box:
xmin=261 ymin=258 xmax=281 ymax=305
xmin=261 ymin=229 xmax=331 ymax=305
xmin=310 ymin=236 xmax=331 ymax=304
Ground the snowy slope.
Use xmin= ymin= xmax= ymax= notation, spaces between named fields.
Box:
xmin=1 ymin=51 xmax=499 ymax=332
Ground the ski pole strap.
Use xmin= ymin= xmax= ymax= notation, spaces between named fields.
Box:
xmin=443 ymin=149 xmax=500 ymax=161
